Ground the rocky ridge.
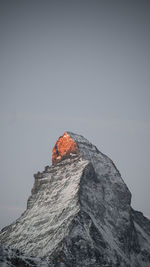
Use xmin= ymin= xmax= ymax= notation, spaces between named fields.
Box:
xmin=0 ymin=131 xmax=150 ymax=267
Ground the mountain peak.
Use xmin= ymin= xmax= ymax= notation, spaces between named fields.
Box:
xmin=52 ymin=132 xmax=79 ymax=164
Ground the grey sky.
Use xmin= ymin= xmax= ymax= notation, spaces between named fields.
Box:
xmin=0 ymin=0 xmax=150 ymax=229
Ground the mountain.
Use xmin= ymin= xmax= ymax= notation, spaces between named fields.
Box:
xmin=0 ymin=131 xmax=150 ymax=267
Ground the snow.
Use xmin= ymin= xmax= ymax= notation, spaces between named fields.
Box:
xmin=0 ymin=155 xmax=89 ymax=258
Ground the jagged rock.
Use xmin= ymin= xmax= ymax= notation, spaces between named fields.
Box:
xmin=0 ymin=243 xmax=49 ymax=267
xmin=0 ymin=131 xmax=150 ymax=267
xmin=52 ymin=132 xmax=79 ymax=164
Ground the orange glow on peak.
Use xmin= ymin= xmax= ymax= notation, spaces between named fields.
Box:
xmin=52 ymin=132 xmax=78 ymax=164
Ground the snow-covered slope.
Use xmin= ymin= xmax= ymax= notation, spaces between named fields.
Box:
xmin=0 ymin=132 xmax=150 ymax=267
xmin=0 ymin=154 xmax=88 ymax=258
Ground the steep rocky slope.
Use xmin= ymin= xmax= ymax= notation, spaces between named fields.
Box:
xmin=0 ymin=131 xmax=150 ymax=267
xmin=0 ymin=243 xmax=48 ymax=267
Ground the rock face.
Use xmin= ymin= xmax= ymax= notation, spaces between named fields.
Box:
xmin=52 ymin=132 xmax=79 ymax=164
xmin=0 ymin=244 xmax=48 ymax=267
xmin=0 ymin=131 xmax=150 ymax=267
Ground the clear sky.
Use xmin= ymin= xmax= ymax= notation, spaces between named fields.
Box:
xmin=0 ymin=0 xmax=150 ymax=229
